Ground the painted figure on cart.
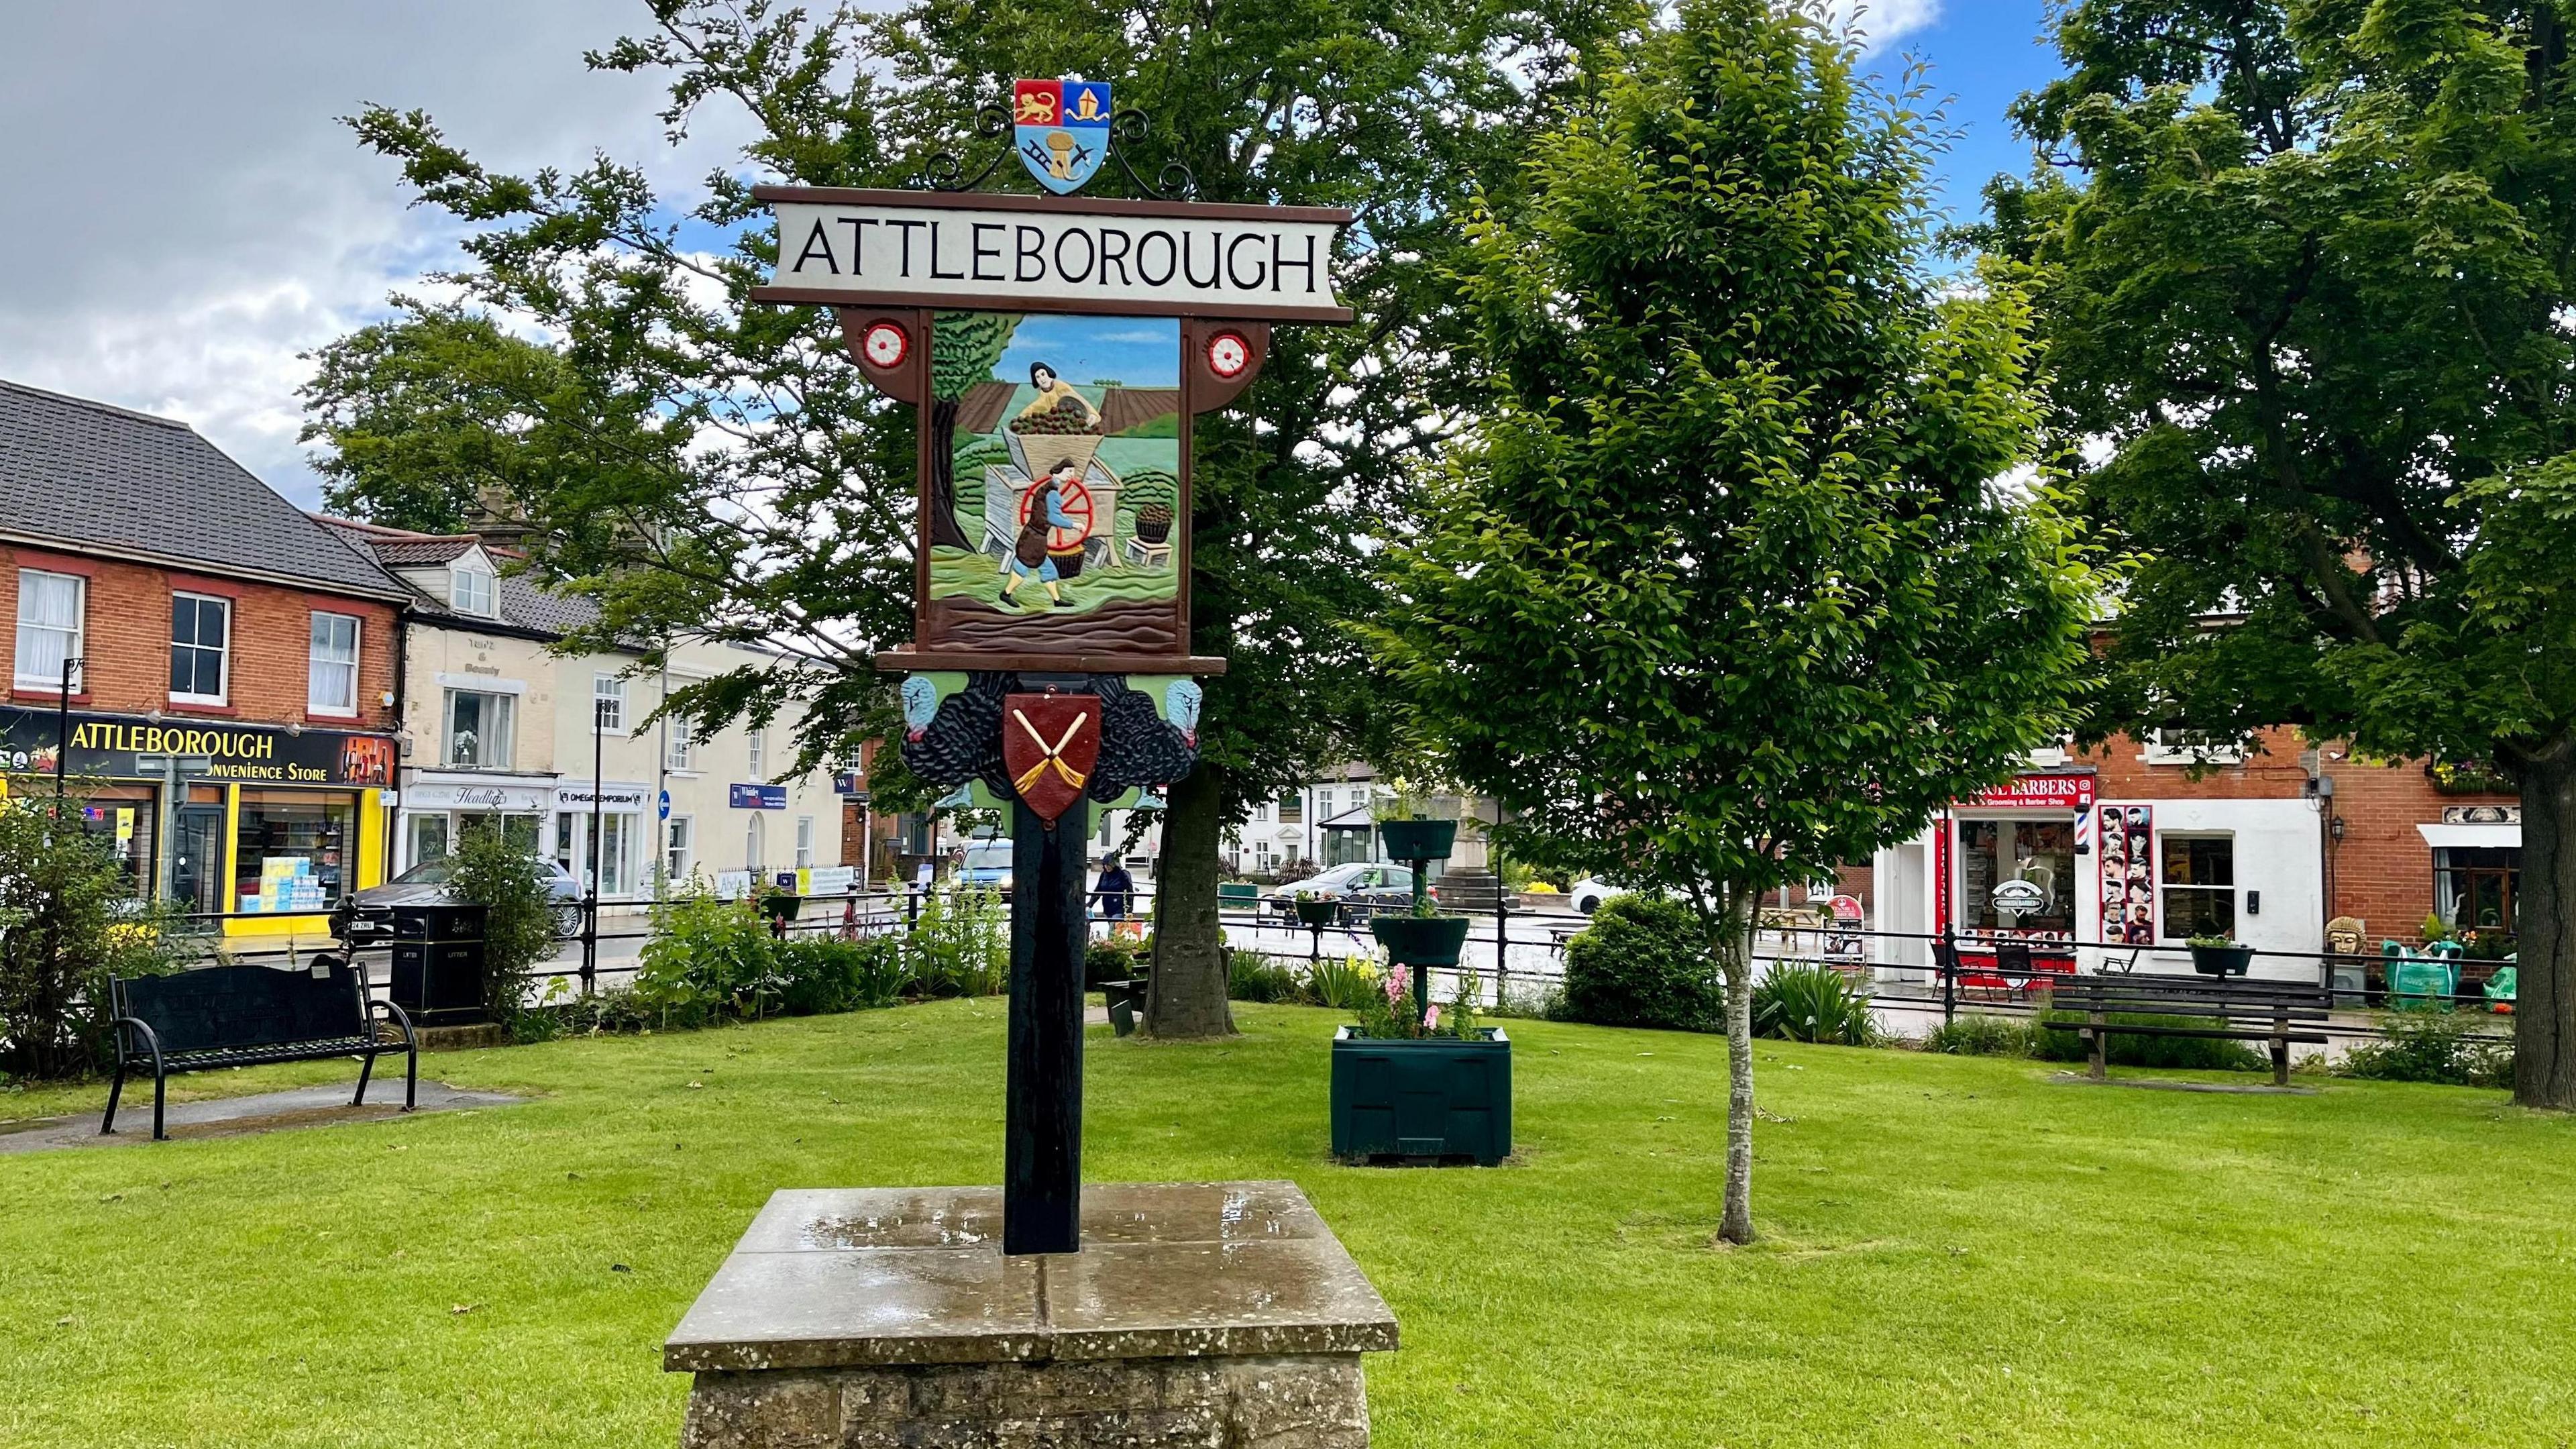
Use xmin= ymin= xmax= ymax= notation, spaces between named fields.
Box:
xmin=926 ymin=311 xmax=1185 ymax=651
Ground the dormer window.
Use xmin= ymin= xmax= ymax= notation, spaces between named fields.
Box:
xmin=450 ymin=560 xmax=495 ymax=616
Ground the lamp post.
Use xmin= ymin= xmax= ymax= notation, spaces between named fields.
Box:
xmin=54 ymin=655 xmax=85 ymax=806
xmin=584 ymin=695 xmax=606 ymax=996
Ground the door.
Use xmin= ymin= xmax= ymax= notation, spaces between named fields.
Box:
xmin=170 ymin=804 xmax=226 ymax=920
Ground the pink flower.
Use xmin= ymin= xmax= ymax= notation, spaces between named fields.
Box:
xmin=1385 ymin=965 xmax=1410 ymax=1004
xmin=1424 ymin=1005 xmax=1442 ymax=1031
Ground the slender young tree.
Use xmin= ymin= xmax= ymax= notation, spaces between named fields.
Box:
xmin=303 ymin=0 xmax=1613 ymax=1037
xmin=1379 ymin=0 xmax=2096 ymax=1242
xmin=1974 ymin=1 xmax=2576 ymax=1106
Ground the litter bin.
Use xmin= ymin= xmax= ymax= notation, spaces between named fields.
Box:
xmin=389 ymin=902 xmax=489 ymax=1025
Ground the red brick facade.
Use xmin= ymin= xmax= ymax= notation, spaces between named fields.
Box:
xmin=0 ymin=544 xmax=400 ymax=732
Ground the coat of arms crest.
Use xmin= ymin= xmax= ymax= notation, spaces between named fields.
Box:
xmin=1014 ymin=78 xmax=1113 ymax=195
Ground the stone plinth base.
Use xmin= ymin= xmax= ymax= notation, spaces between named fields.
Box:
xmin=665 ymin=1182 xmax=1397 ymax=1449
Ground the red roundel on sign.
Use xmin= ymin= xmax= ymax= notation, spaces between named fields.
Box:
xmin=1018 ymin=476 xmax=1096 ymax=549
xmin=1206 ymin=329 xmax=1252 ymax=380
xmin=860 ymin=321 xmax=910 ymax=370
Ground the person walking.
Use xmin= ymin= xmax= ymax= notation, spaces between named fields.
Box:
xmin=1090 ymin=855 xmax=1136 ymax=928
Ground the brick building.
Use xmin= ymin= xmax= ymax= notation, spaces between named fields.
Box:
xmin=0 ymin=381 xmax=408 ymax=934
xmin=1863 ymin=727 xmax=2521 ymax=979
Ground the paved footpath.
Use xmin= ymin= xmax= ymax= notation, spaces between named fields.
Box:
xmin=0 ymin=1081 xmax=526 ymax=1155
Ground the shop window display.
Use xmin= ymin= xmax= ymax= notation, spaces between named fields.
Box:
xmin=1959 ymin=817 xmax=2075 ymax=935
xmin=2098 ymin=805 xmax=2155 ymax=946
xmin=2159 ymin=835 xmax=2235 ymax=940
xmin=235 ymin=790 xmax=355 ymax=914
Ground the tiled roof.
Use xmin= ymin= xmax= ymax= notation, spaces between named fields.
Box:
xmin=0 ymin=380 xmax=408 ymax=598
xmin=313 ymin=516 xmax=605 ymax=641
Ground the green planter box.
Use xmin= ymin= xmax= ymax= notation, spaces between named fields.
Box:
xmin=1378 ymin=818 xmax=1458 ymax=863
xmin=1330 ymin=1026 xmax=1511 ymax=1166
xmin=1370 ymin=914 xmax=1470 ymax=967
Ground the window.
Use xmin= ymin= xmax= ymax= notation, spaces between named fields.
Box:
xmin=444 ymin=688 xmax=516 ymax=769
xmin=746 ymin=814 xmax=765 ymax=871
xmin=2142 ymin=728 xmax=2245 ymax=766
xmin=169 ymin=593 xmax=230 ymax=702
xmin=1279 ymin=792 xmax=1303 ymax=824
xmin=450 ymin=561 xmax=495 ymax=616
xmin=593 ymin=674 xmax=625 ymax=732
xmin=598 ymin=814 xmax=635 ymax=896
xmin=1316 ymin=788 xmax=1335 ymax=819
xmin=1253 ymin=839 xmax=1274 ymax=870
xmin=1957 ymin=818 xmax=2076 ymax=933
xmin=666 ymin=816 xmax=694 ymax=881
xmin=408 ymin=814 xmax=451 ymax=869
xmin=666 ymin=714 xmax=696 ymax=771
xmin=2159 ymin=836 xmax=2236 ymax=939
xmin=795 ymin=815 xmax=815 ymax=869
xmin=1251 ymin=800 xmax=1270 ymax=824
xmin=233 ymin=789 xmax=354 ymax=914
xmin=2436 ymin=847 xmax=2520 ymax=934
xmin=748 ymin=728 xmax=766 ymax=778
xmin=15 ymin=570 xmax=83 ymax=691
xmin=308 ymin=612 xmax=360 ymax=716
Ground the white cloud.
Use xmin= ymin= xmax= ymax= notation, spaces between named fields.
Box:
xmin=0 ymin=1 xmax=757 ymax=507
xmin=1809 ymin=0 xmax=1942 ymax=50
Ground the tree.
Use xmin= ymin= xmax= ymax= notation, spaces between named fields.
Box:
xmin=1976 ymin=1 xmax=2576 ymax=1107
xmin=1377 ymin=0 xmax=2096 ymax=1242
xmin=302 ymin=0 xmax=1613 ymax=1038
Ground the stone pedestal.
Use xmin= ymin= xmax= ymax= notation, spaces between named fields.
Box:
xmin=665 ymin=1181 xmax=1399 ymax=1448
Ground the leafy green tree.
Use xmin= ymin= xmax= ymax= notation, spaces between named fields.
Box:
xmin=301 ymin=0 xmax=1612 ymax=1038
xmin=929 ymin=311 xmax=1022 ymax=552
xmin=1976 ymin=1 xmax=2576 ymax=1107
xmin=1378 ymin=0 xmax=2096 ymax=1242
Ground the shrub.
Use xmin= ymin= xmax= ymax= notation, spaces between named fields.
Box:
xmin=1227 ymin=949 xmax=1306 ymax=1004
xmin=0 ymin=801 xmax=189 ymax=1079
xmin=1275 ymin=857 xmax=1320 ymax=885
xmin=1305 ymin=954 xmax=1382 ymax=1011
xmin=1752 ymin=962 xmax=1876 ymax=1045
xmin=1560 ymin=894 xmax=1723 ymax=1032
xmin=2337 ymin=1006 xmax=2514 ymax=1087
xmin=910 ymin=889 xmax=1008 ymax=997
xmin=634 ymin=887 xmax=780 ymax=1026
xmin=777 ymin=934 xmax=910 ymax=1015
xmin=1489 ymin=977 xmax=1564 ymax=1020
xmin=446 ymin=825 xmax=561 ymax=1027
xmin=2033 ymin=1008 xmax=2268 ymax=1071
xmin=1923 ymin=1014 xmax=2037 ymax=1057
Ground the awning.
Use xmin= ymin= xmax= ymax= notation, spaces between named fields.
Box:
xmin=2418 ymin=822 xmax=2522 ymax=849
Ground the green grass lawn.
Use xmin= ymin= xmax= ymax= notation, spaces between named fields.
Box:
xmin=5 ymin=1000 xmax=2572 ymax=1447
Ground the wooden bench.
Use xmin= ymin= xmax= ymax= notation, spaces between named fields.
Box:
xmin=103 ymin=960 xmax=417 ymax=1140
xmin=2042 ymin=973 xmax=2331 ymax=1086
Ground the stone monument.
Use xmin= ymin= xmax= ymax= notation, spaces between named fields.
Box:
xmin=664 ymin=78 xmax=1393 ymax=1446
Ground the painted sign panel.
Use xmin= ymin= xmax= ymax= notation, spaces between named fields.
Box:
xmin=731 ymin=783 xmax=788 ymax=810
xmin=764 ymin=195 xmax=1346 ymax=319
xmin=1966 ymin=773 xmax=2097 ymax=810
xmin=924 ymin=312 xmax=1185 ymax=658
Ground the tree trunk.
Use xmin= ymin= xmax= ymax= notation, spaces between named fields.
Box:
xmin=2513 ymin=739 xmax=2576 ymax=1109
xmin=1714 ymin=885 xmax=1757 ymax=1245
xmin=924 ymin=397 xmax=975 ymax=553
xmin=1145 ymin=760 xmax=1236 ymax=1038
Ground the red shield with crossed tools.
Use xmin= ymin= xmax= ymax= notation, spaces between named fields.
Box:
xmin=1002 ymin=693 xmax=1102 ymax=824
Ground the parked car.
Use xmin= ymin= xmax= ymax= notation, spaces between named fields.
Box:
xmin=334 ymin=855 xmax=586 ymax=945
xmin=1568 ymin=877 xmax=1629 ymax=915
xmin=959 ymin=840 xmax=1016 ymax=898
xmin=1268 ymin=862 xmax=1421 ymax=924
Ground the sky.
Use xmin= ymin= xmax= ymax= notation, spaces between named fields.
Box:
xmin=0 ymin=2 xmax=2064 ymax=512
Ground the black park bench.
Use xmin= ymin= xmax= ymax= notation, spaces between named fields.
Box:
xmin=2043 ymin=972 xmax=2332 ymax=1087
xmin=103 ymin=961 xmax=417 ymax=1140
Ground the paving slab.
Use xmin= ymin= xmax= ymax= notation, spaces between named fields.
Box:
xmin=0 ymin=1081 xmax=527 ymax=1154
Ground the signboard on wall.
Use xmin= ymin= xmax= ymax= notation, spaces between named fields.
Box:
xmin=731 ymin=783 xmax=789 ymax=810
xmin=1967 ymin=773 xmax=2098 ymax=810
xmin=0 ymin=707 xmax=396 ymax=788
xmin=2098 ymin=804 xmax=2153 ymax=945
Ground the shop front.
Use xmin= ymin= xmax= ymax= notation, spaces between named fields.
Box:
xmin=553 ymin=780 xmax=653 ymax=902
xmin=397 ymin=773 xmax=559 ymax=868
xmin=0 ymin=706 xmax=396 ymax=936
xmin=1876 ymin=768 xmax=2326 ymax=981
